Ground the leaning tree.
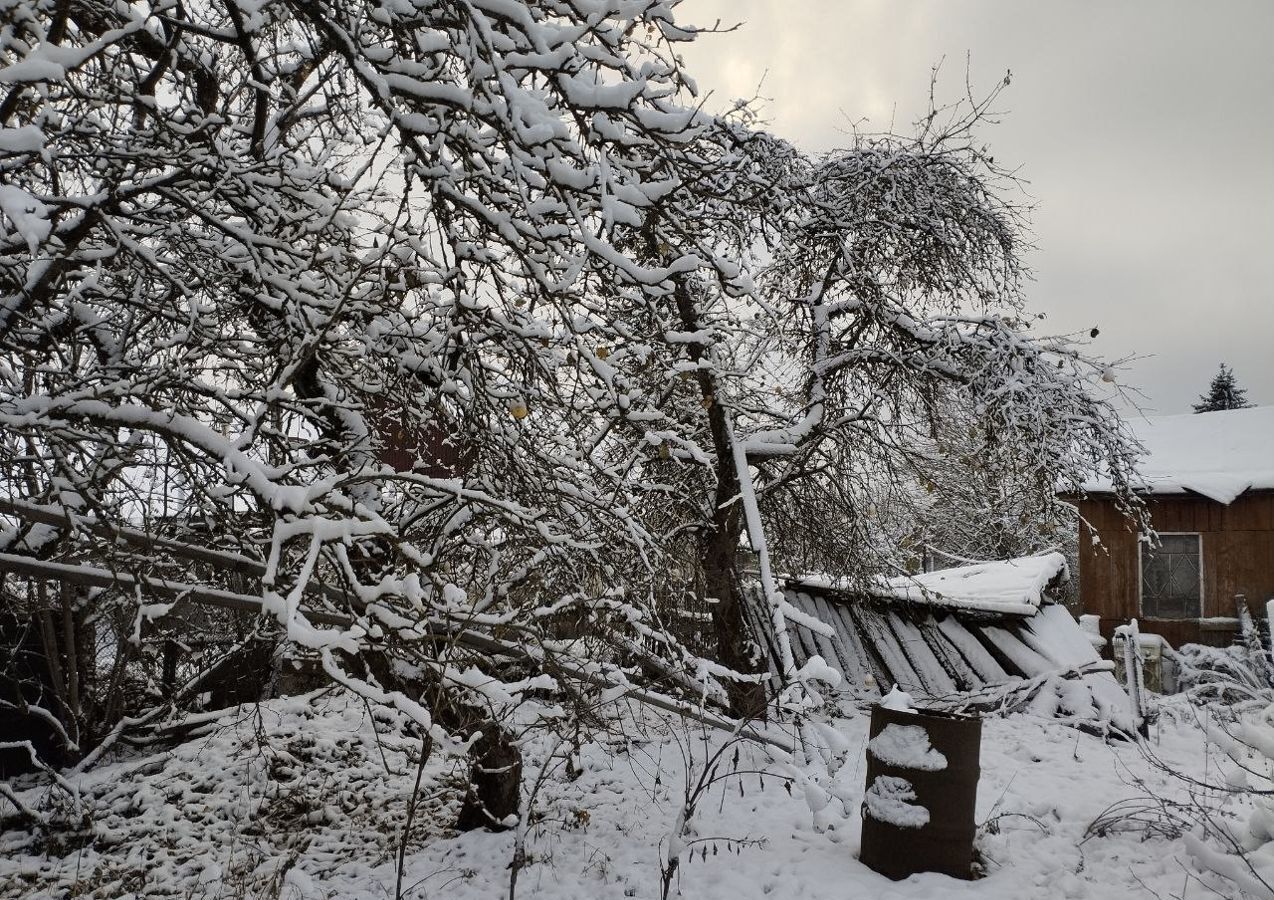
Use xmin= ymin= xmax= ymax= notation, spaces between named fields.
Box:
xmin=601 ymin=91 xmax=1148 ymax=711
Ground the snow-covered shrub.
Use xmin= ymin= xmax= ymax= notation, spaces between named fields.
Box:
xmin=1108 ymin=688 xmax=1274 ymax=898
xmin=1172 ymin=643 xmax=1274 ymax=709
xmin=1177 ymin=702 xmax=1274 ymax=899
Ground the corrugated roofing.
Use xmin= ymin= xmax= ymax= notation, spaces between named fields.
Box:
xmin=743 ymin=559 xmax=1134 ymax=734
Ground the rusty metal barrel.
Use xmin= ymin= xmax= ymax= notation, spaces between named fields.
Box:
xmin=859 ymin=704 xmax=982 ymax=880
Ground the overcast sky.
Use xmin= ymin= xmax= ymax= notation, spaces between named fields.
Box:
xmin=678 ymin=1 xmax=1274 ymax=415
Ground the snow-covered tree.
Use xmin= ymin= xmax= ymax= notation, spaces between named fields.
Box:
xmin=867 ymin=398 xmax=1078 ymax=572
xmin=1194 ymin=363 xmax=1253 ymax=412
xmin=0 ymin=0 xmax=1147 ymax=800
xmin=0 ymin=0 xmax=770 ymax=789
xmin=611 ymin=97 xmax=1148 ymax=713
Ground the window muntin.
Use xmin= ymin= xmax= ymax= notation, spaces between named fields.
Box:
xmin=1140 ymin=533 xmax=1202 ymax=619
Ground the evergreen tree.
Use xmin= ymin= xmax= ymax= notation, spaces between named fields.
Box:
xmin=1194 ymin=364 xmax=1253 ymax=413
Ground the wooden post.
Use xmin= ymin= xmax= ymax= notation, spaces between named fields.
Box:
xmin=1114 ymin=619 xmax=1147 ymax=738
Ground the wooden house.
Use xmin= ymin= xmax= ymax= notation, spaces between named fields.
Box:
xmin=742 ymin=554 xmax=1136 ymax=734
xmin=1075 ymin=405 xmax=1274 ymax=649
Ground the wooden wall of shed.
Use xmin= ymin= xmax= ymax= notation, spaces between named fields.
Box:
xmin=1076 ymin=491 xmax=1274 ymax=647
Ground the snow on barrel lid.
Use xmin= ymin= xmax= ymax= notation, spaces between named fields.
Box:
xmin=1083 ymin=405 xmax=1274 ymax=505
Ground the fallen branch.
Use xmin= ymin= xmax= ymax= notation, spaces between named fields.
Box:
xmin=0 ymin=553 xmax=796 ymax=755
xmin=0 ymin=780 xmax=46 ymax=829
xmin=0 ymin=497 xmax=347 ymax=605
xmin=0 ymin=500 xmax=735 ymax=711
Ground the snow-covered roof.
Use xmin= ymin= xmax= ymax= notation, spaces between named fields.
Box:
xmin=790 ymin=552 xmax=1068 ymax=617
xmin=743 ymin=557 xmax=1130 ymax=732
xmin=874 ymin=552 xmax=1069 ymax=617
xmin=1083 ymin=405 xmax=1274 ymax=505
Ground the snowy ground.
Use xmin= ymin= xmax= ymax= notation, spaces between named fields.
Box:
xmin=0 ymin=691 xmax=1257 ymax=900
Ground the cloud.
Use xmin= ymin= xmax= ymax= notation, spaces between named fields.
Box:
xmin=678 ymin=0 xmax=1274 ymax=412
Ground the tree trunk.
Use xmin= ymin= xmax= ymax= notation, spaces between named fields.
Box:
xmin=454 ymin=722 xmax=523 ymax=832
xmin=361 ymin=645 xmax=523 ymax=832
xmin=0 ymin=602 xmax=70 ymax=775
xmin=701 ymin=510 xmax=768 ymax=720
xmin=666 ymin=270 xmax=769 ymax=720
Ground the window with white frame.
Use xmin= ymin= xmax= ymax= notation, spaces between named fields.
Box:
xmin=1140 ymin=533 xmax=1202 ymax=619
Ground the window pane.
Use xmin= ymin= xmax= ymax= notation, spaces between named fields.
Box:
xmin=1140 ymin=535 xmax=1201 ymax=619
xmin=1160 ymin=534 xmax=1199 ymax=555
xmin=1167 ymin=559 xmax=1195 ymax=598
xmin=1142 ymin=558 xmax=1168 ymax=598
